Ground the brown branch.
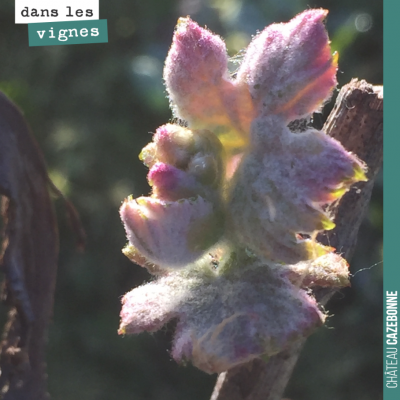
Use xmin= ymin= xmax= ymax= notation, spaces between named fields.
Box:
xmin=0 ymin=93 xmax=84 ymax=399
xmin=0 ymin=92 xmax=58 ymax=400
xmin=210 ymin=79 xmax=383 ymax=400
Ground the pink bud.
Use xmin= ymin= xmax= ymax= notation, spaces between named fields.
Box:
xmin=152 ymin=125 xmax=224 ymax=173
xmin=164 ymin=18 xmax=255 ymax=154
xmin=284 ymin=129 xmax=367 ymax=204
xmin=119 ymin=280 xmax=179 ymax=334
xmin=119 ymin=10 xmax=365 ymax=376
xmin=227 ymin=114 xmax=366 ymax=264
xmin=165 ymin=18 xmax=228 ymax=95
xmin=119 ymin=254 xmax=326 ymax=374
xmin=170 ymin=262 xmax=325 ymax=374
xmin=236 ymin=9 xmax=337 ymax=121
xmin=164 ymin=18 xmax=229 ymax=124
xmin=147 ymin=162 xmax=200 ymax=201
xmin=120 ymin=196 xmax=222 ymax=269
xmin=141 ymin=124 xmax=225 ymax=197
xmin=152 ymin=124 xmax=195 ymax=168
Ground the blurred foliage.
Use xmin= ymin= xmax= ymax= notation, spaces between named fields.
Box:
xmin=0 ymin=0 xmax=382 ymax=399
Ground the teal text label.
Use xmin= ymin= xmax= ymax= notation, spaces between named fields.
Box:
xmin=28 ymin=19 xmax=108 ymax=46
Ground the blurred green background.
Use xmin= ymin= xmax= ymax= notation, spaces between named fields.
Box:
xmin=0 ymin=0 xmax=382 ymax=399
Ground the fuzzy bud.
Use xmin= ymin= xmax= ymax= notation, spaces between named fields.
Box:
xmin=164 ymin=18 xmax=255 ymax=154
xmin=236 ymin=9 xmax=337 ymax=121
xmin=164 ymin=18 xmax=229 ymax=125
xmin=120 ymin=251 xmax=325 ymax=374
xmin=147 ymin=162 xmax=201 ymax=201
xmin=120 ymin=196 xmax=223 ymax=269
xmin=227 ymin=115 xmax=366 ymax=264
xmin=119 ymin=10 xmax=366 ymax=375
xmin=140 ymin=124 xmax=225 ymax=201
xmin=148 ymin=124 xmax=196 ymax=168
